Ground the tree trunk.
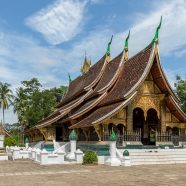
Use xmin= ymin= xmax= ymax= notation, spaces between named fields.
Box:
xmin=2 ymin=108 xmax=5 ymax=125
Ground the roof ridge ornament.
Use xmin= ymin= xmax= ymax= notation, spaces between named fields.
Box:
xmin=106 ymin=35 xmax=113 ymax=62
xmin=124 ymin=30 xmax=130 ymax=61
xmin=152 ymin=16 xmax=162 ymax=45
xmin=81 ymin=51 xmax=91 ymax=75
xmin=68 ymin=73 xmax=72 ymax=84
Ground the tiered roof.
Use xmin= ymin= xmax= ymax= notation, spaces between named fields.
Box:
xmin=35 ymin=20 xmax=186 ymax=129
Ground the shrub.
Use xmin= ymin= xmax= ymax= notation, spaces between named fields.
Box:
xmin=4 ymin=137 xmax=17 ymax=147
xmin=83 ymin=150 xmax=98 ymax=164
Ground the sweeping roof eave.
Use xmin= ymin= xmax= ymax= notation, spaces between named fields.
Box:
xmin=99 ymin=43 xmax=155 ymax=106
xmin=165 ymin=95 xmax=186 ymax=122
xmin=58 ymin=55 xmax=107 ymax=106
xmin=151 ymin=47 xmax=180 ymax=103
xmin=69 ymin=91 xmax=137 ymax=129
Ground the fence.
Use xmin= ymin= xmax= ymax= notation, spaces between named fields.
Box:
xmin=80 ymin=131 xmax=186 ymax=146
xmin=156 ymin=132 xmax=172 ymax=142
xmin=123 ymin=131 xmax=141 ymax=142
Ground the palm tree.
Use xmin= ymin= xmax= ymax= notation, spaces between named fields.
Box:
xmin=13 ymin=87 xmax=28 ymax=127
xmin=0 ymin=82 xmax=14 ymax=125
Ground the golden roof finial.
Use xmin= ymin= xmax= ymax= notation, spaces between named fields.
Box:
xmin=81 ymin=51 xmax=91 ymax=75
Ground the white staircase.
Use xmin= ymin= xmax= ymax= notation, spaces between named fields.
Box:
xmin=118 ymin=149 xmax=186 ymax=165
xmin=53 ymin=142 xmax=70 ymax=154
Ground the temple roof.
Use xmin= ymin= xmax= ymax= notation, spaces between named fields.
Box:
xmin=69 ymin=101 xmax=124 ymax=129
xmin=70 ymin=91 xmax=137 ymax=129
xmin=67 ymin=52 xmax=124 ymax=119
xmin=35 ymin=40 xmax=186 ymax=130
xmin=99 ymin=43 xmax=153 ymax=106
xmin=58 ymin=55 xmax=107 ymax=106
xmin=165 ymin=95 xmax=186 ymax=122
xmin=90 ymin=52 xmax=123 ymax=96
xmin=150 ymin=56 xmax=179 ymax=102
xmin=69 ymin=93 xmax=107 ymax=119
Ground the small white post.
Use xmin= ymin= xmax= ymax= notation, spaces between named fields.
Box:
xmin=40 ymin=149 xmax=49 ymax=165
xmin=121 ymin=150 xmax=131 ymax=166
xmin=56 ymin=149 xmax=65 ymax=164
xmin=24 ymin=137 xmax=29 ymax=149
xmin=75 ymin=149 xmax=83 ymax=164
xmin=66 ymin=130 xmax=77 ymax=160
xmin=105 ymin=131 xmax=121 ymax=166
xmin=13 ymin=147 xmax=20 ymax=160
xmin=35 ymin=148 xmax=41 ymax=162
xmin=0 ymin=135 xmax=5 ymax=148
xmin=31 ymin=148 xmax=36 ymax=160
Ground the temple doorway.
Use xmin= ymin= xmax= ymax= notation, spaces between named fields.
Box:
xmin=133 ymin=108 xmax=145 ymax=143
xmin=108 ymin=123 xmax=117 ymax=134
xmin=56 ymin=126 xmax=63 ymax=141
xmin=146 ymin=108 xmax=158 ymax=145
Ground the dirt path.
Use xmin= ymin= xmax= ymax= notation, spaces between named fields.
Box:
xmin=0 ymin=160 xmax=186 ymax=186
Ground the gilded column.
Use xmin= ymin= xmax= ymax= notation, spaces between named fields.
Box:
xmin=160 ymin=102 xmax=166 ymax=133
xmin=127 ymin=104 xmax=133 ymax=132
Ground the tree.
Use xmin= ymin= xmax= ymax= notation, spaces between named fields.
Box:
xmin=14 ymin=78 xmax=42 ymax=129
xmin=13 ymin=87 xmax=28 ymax=128
xmin=14 ymin=78 xmax=68 ymax=128
xmin=174 ymin=76 xmax=186 ymax=113
xmin=0 ymin=82 xmax=14 ymax=125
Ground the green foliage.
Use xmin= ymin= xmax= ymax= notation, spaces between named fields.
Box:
xmin=0 ymin=82 xmax=14 ymax=124
xmin=174 ymin=76 xmax=186 ymax=113
xmin=83 ymin=150 xmax=98 ymax=164
xmin=14 ymin=78 xmax=68 ymax=128
xmin=4 ymin=137 xmax=17 ymax=146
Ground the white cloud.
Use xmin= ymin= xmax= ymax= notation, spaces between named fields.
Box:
xmin=25 ymin=0 xmax=88 ymax=45
xmin=175 ymin=49 xmax=186 ymax=57
xmin=164 ymin=68 xmax=185 ymax=88
xmin=90 ymin=0 xmax=105 ymax=4
xmin=2 ymin=0 xmax=186 ymax=123
xmin=3 ymin=106 xmax=17 ymax=125
xmin=122 ymin=0 xmax=186 ymax=56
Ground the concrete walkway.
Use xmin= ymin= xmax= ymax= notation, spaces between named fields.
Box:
xmin=0 ymin=160 xmax=186 ymax=186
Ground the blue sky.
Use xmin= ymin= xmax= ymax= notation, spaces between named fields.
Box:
xmin=0 ymin=0 xmax=186 ymax=124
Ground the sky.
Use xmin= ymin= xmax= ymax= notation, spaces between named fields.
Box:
xmin=0 ymin=0 xmax=186 ymax=124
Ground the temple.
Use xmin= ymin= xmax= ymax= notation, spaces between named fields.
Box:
xmin=26 ymin=18 xmax=186 ymax=146
xmin=0 ymin=123 xmax=9 ymax=148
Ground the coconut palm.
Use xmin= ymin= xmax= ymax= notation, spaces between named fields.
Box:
xmin=0 ymin=82 xmax=14 ymax=125
xmin=13 ymin=87 xmax=28 ymax=128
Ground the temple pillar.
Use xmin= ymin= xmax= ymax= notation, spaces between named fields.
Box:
xmin=102 ymin=124 xmax=109 ymax=141
xmin=160 ymin=103 xmax=166 ymax=133
xmin=180 ymin=128 xmax=185 ymax=135
xmin=94 ymin=125 xmax=102 ymax=141
xmin=127 ymin=104 xmax=133 ymax=132
xmin=82 ymin=129 xmax=88 ymax=141
xmin=143 ymin=119 xmax=148 ymax=140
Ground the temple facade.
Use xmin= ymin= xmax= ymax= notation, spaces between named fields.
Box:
xmin=0 ymin=123 xmax=9 ymax=148
xmin=26 ymin=20 xmax=186 ymax=145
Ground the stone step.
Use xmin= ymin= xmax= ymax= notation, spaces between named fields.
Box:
xmin=131 ymin=157 xmax=186 ymax=161
xmin=131 ymin=154 xmax=186 ymax=157
xmin=0 ymin=149 xmax=5 ymax=153
xmin=132 ymin=161 xmax=186 ymax=165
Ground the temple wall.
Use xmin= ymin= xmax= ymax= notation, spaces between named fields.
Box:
xmin=125 ymin=74 xmax=186 ymax=132
xmin=39 ymin=127 xmax=56 ymax=141
xmin=127 ymin=78 xmax=164 ymax=129
xmin=99 ymin=109 xmax=127 ymax=128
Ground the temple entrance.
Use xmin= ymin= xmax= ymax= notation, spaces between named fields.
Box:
xmin=56 ymin=126 xmax=63 ymax=141
xmin=133 ymin=108 xmax=145 ymax=143
xmin=108 ymin=123 xmax=117 ymax=134
xmin=146 ymin=108 xmax=158 ymax=145
xmin=133 ymin=108 xmax=159 ymax=145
